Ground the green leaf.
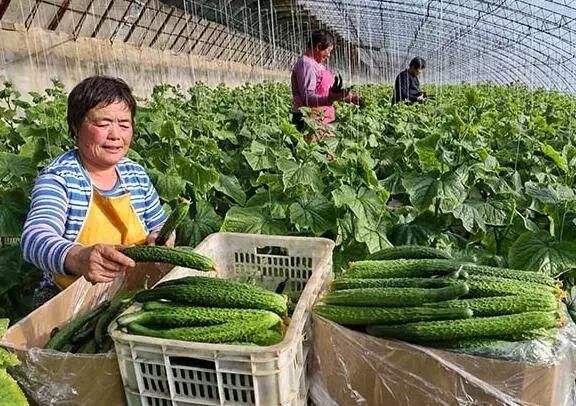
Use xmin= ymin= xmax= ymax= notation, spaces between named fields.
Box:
xmin=479 ymin=199 xmax=513 ymax=227
xmin=354 ymin=212 xmax=393 ymax=253
xmin=276 ymin=158 xmax=321 ymax=191
xmin=525 ymin=182 xmax=574 ymax=204
xmin=358 ymin=154 xmax=379 ymax=187
xmin=438 ymin=170 xmax=468 ymax=212
xmin=289 ymin=195 xmax=335 ymax=235
xmin=176 ymin=158 xmax=219 ymax=194
xmin=335 ymin=212 xmax=354 ymax=246
xmin=270 ymin=202 xmax=287 ymax=219
xmin=220 ymin=206 xmax=288 ymax=235
xmin=177 ymin=199 xmax=221 ymax=246
xmin=389 ymin=223 xmax=435 ymax=246
xmin=214 ymin=174 xmax=246 ymax=205
xmin=242 ymin=141 xmax=275 ymax=170
xmin=332 ymin=185 xmax=386 ymax=224
xmin=0 ymin=152 xmax=35 ymax=179
xmin=509 ymin=232 xmax=576 ymax=276
xmin=415 ymin=133 xmax=441 ymax=171
xmin=0 ymin=189 xmax=28 ymax=236
xmin=150 ymin=169 xmax=186 ymax=201
xmin=540 ymin=143 xmax=568 ymax=173
xmin=402 ymin=174 xmax=440 ymax=211
xmin=451 ymin=200 xmax=485 ymax=232
xmin=159 ymin=120 xmax=179 ymax=140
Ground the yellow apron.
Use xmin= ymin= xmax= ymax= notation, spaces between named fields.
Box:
xmin=53 ymin=190 xmax=148 ymax=290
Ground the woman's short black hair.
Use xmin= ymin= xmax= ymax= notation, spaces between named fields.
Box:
xmin=67 ymin=76 xmax=136 ymax=139
xmin=308 ymin=29 xmax=335 ymax=50
xmin=409 ymin=57 xmax=426 ymax=69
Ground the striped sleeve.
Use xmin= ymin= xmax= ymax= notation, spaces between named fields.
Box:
xmin=143 ymin=176 xmax=167 ymax=232
xmin=21 ymin=173 xmax=78 ymax=276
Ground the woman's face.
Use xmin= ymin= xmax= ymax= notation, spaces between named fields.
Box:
xmin=77 ymin=101 xmax=133 ymax=169
xmin=314 ymin=44 xmax=333 ymax=64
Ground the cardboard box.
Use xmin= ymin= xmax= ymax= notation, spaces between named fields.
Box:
xmin=310 ymin=316 xmax=575 ymax=406
xmin=0 ymin=263 xmax=171 ymax=405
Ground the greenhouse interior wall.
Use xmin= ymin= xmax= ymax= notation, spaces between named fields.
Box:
xmin=0 ymin=23 xmax=290 ymax=97
xmin=0 ymin=0 xmax=368 ymax=95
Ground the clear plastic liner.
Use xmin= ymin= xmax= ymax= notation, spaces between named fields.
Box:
xmin=0 ymin=263 xmax=170 ymax=405
xmin=310 ymin=314 xmax=576 ymax=406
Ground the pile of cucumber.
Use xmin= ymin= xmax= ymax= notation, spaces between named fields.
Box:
xmin=44 ymin=291 xmax=136 ymax=353
xmin=315 ymin=246 xmax=565 ymax=349
xmin=115 ymin=276 xmax=289 ymax=346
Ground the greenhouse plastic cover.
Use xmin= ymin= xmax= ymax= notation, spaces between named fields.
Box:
xmin=0 ymin=263 xmax=171 ymax=405
xmin=310 ymin=314 xmax=576 ymax=406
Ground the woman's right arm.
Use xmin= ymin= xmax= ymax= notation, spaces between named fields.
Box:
xmin=21 ymin=173 xmax=78 ymax=277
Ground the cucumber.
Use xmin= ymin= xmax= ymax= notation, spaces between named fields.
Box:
xmin=94 ymin=291 xmax=136 ymax=348
xmin=465 ymin=275 xmax=560 ymax=298
xmin=425 ymin=293 xmax=559 ymax=316
xmin=366 ymin=311 xmax=560 ymax=343
xmin=125 ymin=312 xmax=281 ymax=343
xmin=45 ymin=301 xmax=110 ymax=351
xmin=122 ymin=246 xmax=216 ymax=271
xmin=156 ymin=203 xmax=189 ymax=246
xmin=332 ymin=277 xmax=454 ymax=291
xmin=135 ymin=276 xmax=288 ymax=316
xmin=367 ymin=246 xmax=452 ymax=260
xmin=314 ymin=304 xmax=473 ymax=326
xmin=323 ymin=282 xmax=469 ymax=307
xmin=117 ymin=306 xmax=276 ymax=328
xmin=346 ymin=259 xmax=557 ymax=287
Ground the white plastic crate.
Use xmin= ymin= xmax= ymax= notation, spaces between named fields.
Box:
xmin=111 ymin=232 xmax=334 ymax=406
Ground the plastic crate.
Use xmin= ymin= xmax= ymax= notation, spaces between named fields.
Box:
xmin=111 ymin=232 xmax=334 ymax=406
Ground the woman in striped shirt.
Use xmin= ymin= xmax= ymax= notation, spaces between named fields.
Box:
xmin=21 ymin=76 xmax=171 ymax=305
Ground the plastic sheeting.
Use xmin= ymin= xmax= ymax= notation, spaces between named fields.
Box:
xmin=310 ymin=314 xmax=576 ymax=406
xmin=0 ymin=263 xmax=171 ymax=405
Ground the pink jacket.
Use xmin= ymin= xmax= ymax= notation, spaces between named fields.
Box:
xmin=291 ymin=55 xmax=336 ymax=124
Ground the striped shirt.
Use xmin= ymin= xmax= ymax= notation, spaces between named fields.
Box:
xmin=21 ymin=150 xmax=167 ymax=287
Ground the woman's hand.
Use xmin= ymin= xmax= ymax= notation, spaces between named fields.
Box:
xmin=343 ymin=92 xmax=362 ymax=105
xmin=64 ymin=244 xmax=136 ymax=284
xmin=146 ymin=230 xmax=176 ymax=247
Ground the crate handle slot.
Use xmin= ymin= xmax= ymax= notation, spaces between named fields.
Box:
xmin=169 ymin=356 xmax=216 ymax=370
xmin=256 ymin=245 xmax=289 ymax=256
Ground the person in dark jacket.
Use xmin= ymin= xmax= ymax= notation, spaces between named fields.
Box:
xmin=393 ymin=57 xmax=426 ymax=104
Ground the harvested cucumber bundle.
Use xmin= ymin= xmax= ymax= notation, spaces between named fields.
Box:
xmin=323 ymin=282 xmax=469 ymax=307
xmin=134 ymin=276 xmax=288 ymax=315
xmin=346 ymin=259 xmax=557 ymax=287
xmin=125 ymin=311 xmax=281 ymax=344
xmin=332 ymin=277 xmax=454 ymax=291
xmin=314 ymin=304 xmax=473 ymax=326
xmin=424 ymin=294 xmax=559 ymax=317
xmin=44 ymin=291 xmax=137 ymax=353
xmin=156 ymin=202 xmax=189 ymax=246
xmin=346 ymin=259 xmax=461 ymax=279
xmin=119 ymin=303 xmax=286 ymax=346
xmin=117 ymin=306 xmax=276 ymax=328
xmin=122 ymin=246 xmax=216 ymax=271
xmin=461 ymin=263 xmax=557 ymax=287
xmin=464 ymin=275 xmax=561 ymax=298
xmin=367 ymin=246 xmax=452 ymax=261
xmin=366 ymin=311 xmax=561 ymax=343
xmin=45 ymin=301 xmax=110 ymax=351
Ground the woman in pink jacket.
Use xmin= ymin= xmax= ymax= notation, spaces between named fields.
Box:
xmin=291 ymin=30 xmax=360 ymax=137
